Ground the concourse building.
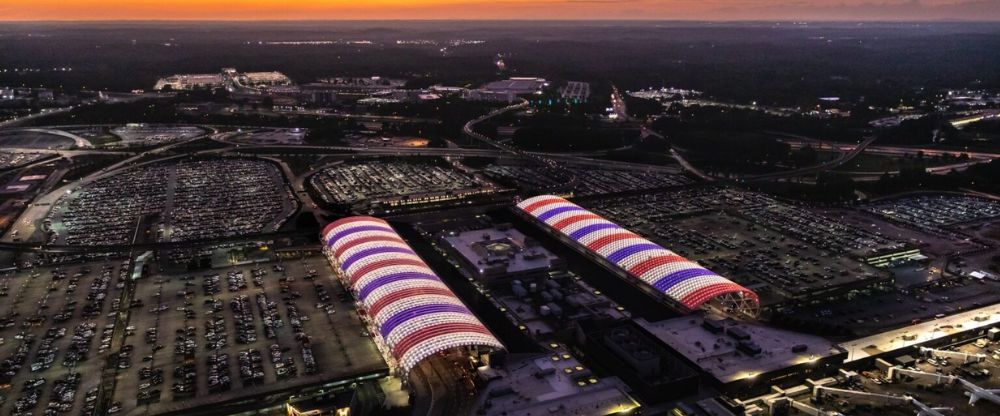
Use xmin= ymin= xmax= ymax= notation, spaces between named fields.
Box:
xmin=321 ymin=217 xmax=505 ymax=376
xmin=516 ymin=195 xmax=760 ymax=318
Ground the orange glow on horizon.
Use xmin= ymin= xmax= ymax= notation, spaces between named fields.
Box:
xmin=1 ymin=0 xmax=998 ymax=21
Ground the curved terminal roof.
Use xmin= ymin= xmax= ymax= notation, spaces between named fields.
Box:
xmin=516 ymin=195 xmax=759 ymax=316
xmin=322 ymin=217 xmax=503 ymax=372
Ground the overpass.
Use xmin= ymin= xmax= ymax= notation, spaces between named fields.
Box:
xmin=1 ymin=127 xmax=94 ymax=148
xmin=742 ymin=135 xmax=878 ymax=182
xmin=0 ymin=106 xmax=77 ymax=128
xmin=781 ymin=138 xmax=997 ymax=173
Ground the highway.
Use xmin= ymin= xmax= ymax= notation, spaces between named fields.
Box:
xmin=785 ymin=140 xmax=999 ymax=160
xmin=8 ymin=127 xmax=94 ymax=148
xmin=742 ymin=135 xmax=878 ymax=182
xmin=640 ymin=126 xmax=714 ymax=180
xmin=838 ymin=160 xmax=992 ymax=177
xmin=0 ymin=123 xmax=660 ymax=171
xmin=461 ymin=98 xmax=530 ymax=155
xmin=258 ymin=155 xmax=335 ymax=222
xmin=0 ymin=119 xmax=691 ymax=248
xmin=780 ymin=137 xmax=996 ymax=175
xmin=0 ymin=92 xmax=163 ymax=129
xmin=642 ymin=128 xmax=878 ymax=183
xmin=461 ymin=98 xmax=582 ymax=190
xmin=0 ymin=106 xmax=77 ymax=128
xmin=670 ymin=148 xmax=713 ymax=181
xmin=0 ymin=147 xmax=132 ymax=156
xmin=247 ymin=108 xmax=443 ymax=124
xmin=609 ymin=85 xmax=629 ymax=121
xmin=224 ymin=143 xmax=504 ymax=157
xmin=678 ymin=98 xmax=799 ymax=117
xmin=0 ymin=107 xmax=694 ymax=253
xmin=221 ymin=143 xmax=664 ymax=172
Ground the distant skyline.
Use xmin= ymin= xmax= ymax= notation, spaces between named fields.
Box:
xmin=2 ymin=0 xmax=1000 ymax=22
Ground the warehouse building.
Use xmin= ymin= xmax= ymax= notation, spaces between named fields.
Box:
xmin=321 ymin=217 xmax=505 ymax=376
xmin=515 ymin=195 xmax=760 ymax=318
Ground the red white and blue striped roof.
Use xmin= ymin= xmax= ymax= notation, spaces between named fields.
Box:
xmin=322 ymin=217 xmax=503 ymax=373
xmin=517 ymin=195 xmax=759 ymax=313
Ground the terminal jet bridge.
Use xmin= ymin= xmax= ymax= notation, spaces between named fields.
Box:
xmin=886 ymin=365 xmax=1000 ymax=407
xmin=917 ymin=346 xmax=987 ymax=365
xmin=790 ymin=400 xmax=843 ymax=416
xmin=812 ymin=386 xmax=951 ymax=416
xmin=740 ymin=370 xmax=954 ymax=416
xmin=763 ymin=396 xmax=843 ymax=416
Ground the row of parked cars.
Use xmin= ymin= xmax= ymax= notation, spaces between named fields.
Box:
xmin=207 ymin=352 xmax=231 ymax=393
xmin=238 ymin=349 xmax=265 ymax=385
xmin=256 ymin=293 xmax=283 ymax=340
xmin=230 ymin=295 xmax=257 ymax=344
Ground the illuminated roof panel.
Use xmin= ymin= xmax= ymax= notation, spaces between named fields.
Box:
xmin=398 ymin=332 xmax=501 ymax=373
xmin=567 ymin=222 xmax=621 ymax=240
xmin=347 ymin=257 xmax=431 ymax=286
xmin=517 ymin=195 xmax=759 ymax=315
xmin=342 ymin=252 xmax=426 ymax=277
xmin=367 ymin=286 xmax=458 ymax=317
xmin=332 ymin=233 xmax=408 ymax=258
xmin=395 ymin=323 xmax=499 ymax=371
xmin=628 ymin=255 xmax=687 ymax=277
xmin=322 ymin=217 xmax=503 ymax=373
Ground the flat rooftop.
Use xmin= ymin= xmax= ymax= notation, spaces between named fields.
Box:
xmin=636 ymin=315 xmax=844 ymax=383
xmin=490 ymin=270 xmax=629 ymax=337
xmin=442 ymin=226 xmax=561 ymax=278
xmin=841 ymin=301 xmax=1000 ymax=362
xmin=475 ymin=353 xmax=639 ymax=416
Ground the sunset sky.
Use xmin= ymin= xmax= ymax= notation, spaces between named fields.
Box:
xmin=2 ymin=0 xmax=999 ymax=21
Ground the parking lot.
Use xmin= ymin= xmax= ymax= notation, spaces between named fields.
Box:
xmin=586 ymin=188 xmax=892 ymax=305
xmin=0 ymin=261 xmax=127 ymax=415
xmin=163 ymin=159 xmax=297 ymax=241
xmin=46 ymin=158 xmax=297 ymax=245
xmin=824 ymin=207 xmax=983 ymax=259
xmin=590 ymin=186 xmax=909 ymax=260
xmin=581 ymin=187 xmax=726 ymax=226
xmin=0 ymin=152 xmax=48 ymax=170
xmin=589 ymin=202 xmax=883 ymax=305
xmin=721 ymin=189 xmax=908 ymax=258
xmin=310 ymin=159 xmax=498 ymax=210
xmin=108 ymin=125 xmax=205 ymax=147
xmin=864 ymin=195 xmax=1000 ymax=232
xmin=483 ymin=165 xmax=693 ymax=196
xmin=0 ymin=254 xmax=386 ymax=416
xmin=227 ymin=128 xmax=306 ymax=146
xmin=113 ymin=255 xmax=384 ymax=415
